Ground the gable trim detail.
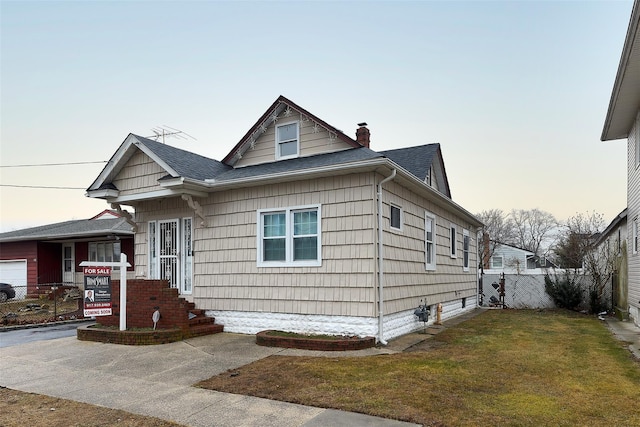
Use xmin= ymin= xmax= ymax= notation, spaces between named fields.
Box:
xmin=223 ymin=95 xmax=361 ymax=166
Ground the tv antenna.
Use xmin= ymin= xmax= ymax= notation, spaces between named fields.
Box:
xmin=147 ymin=125 xmax=196 ymax=144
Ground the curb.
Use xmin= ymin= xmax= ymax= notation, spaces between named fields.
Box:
xmin=0 ymin=318 xmax=94 ymax=333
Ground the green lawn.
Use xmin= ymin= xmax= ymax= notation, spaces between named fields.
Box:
xmin=198 ymin=310 xmax=640 ymax=426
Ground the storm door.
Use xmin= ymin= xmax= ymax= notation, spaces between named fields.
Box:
xmin=149 ymin=218 xmax=193 ymax=294
xmin=159 ymin=219 xmax=179 ymax=290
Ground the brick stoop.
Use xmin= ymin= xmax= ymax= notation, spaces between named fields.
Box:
xmin=78 ymin=279 xmax=223 ymax=345
xmin=187 ymin=308 xmax=224 ymax=339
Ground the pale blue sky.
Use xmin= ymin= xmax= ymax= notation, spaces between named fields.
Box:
xmin=0 ymin=0 xmax=634 ymax=231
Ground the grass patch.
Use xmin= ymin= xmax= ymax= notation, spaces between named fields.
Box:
xmin=197 ymin=310 xmax=640 ymax=426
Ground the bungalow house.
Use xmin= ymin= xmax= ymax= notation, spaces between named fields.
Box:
xmin=602 ymin=0 xmax=640 ymax=327
xmin=0 ymin=210 xmax=135 ymax=297
xmin=86 ymin=96 xmax=482 ymax=342
xmin=483 ymin=240 xmax=555 ymax=275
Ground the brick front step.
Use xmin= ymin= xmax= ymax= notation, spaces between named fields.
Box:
xmin=186 ymin=323 xmax=224 ymax=339
xmin=81 ymin=279 xmax=224 ymax=344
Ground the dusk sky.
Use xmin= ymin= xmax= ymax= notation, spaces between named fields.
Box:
xmin=0 ymin=0 xmax=634 ymax=232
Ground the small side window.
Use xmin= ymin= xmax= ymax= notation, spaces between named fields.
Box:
xmin=463 ymin=229 xmax=470 ymax=271
xmin=390 ymin=205 xmax=402 ymax=231
xmin=450 ymin=225 xmax=457 ymax=258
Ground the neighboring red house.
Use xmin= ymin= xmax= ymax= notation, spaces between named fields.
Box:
xmin=0 ymin=210 xmax=135 ymax=297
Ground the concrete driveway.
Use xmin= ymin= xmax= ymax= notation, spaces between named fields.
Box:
xmin=0 ymin=330 xmax=419 ymax=427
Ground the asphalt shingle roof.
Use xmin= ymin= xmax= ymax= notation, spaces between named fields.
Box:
xmin=134 ymin=135 xmax=231 ymax=181
xmin=214 ymin=146 xmax=384 ymax=181
xmin=380 ymin=144 xmax=440 ymax=182
xmin=0 ymin=217 xmax=134 ymax=242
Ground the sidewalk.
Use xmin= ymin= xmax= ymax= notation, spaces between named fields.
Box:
xmin=604 ymin=316 xmax=640 ymax=360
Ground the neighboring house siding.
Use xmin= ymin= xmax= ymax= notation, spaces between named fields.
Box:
xmin=234 ymin=120 xmax=354 ymax=168
xmin=113 ymin=150 xmax=168 ymax=196
xmin=35 ymin=242 xmax=61 ymax=284
xmin=486 ymin=245 xmax=530 ymax=274
xmin=628 ymin=113 xmax=640 ymax=322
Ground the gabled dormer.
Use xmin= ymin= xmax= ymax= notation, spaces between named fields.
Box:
xmin=223 ymin=95 xmax=363 ymax=168
xmin=381 ymin=144 xmax=451 ymax=198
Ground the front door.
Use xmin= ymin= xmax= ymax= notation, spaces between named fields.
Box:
xmin=159 ymin=220 xmax=179 ymax=289
xmin=149 ymin=218 xmax=193 ymax=294
xmin=62 ymin=243 xmax=74 ymax=284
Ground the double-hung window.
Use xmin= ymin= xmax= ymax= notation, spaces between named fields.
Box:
xmin=276 ymin=122 xmax=299 ymax=160
xmin=89 ymin=241 xmax=121 ymax=263
xmin=463 ymin=229 xmax=470 ymax=271
xmin=258 ymin=205 xmax=321 ymax=267
xmin=425 ymin=211 xmax=436 ymax=270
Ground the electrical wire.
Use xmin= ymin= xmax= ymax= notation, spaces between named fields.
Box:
xmin=0 ymin=184 xmax=86 ymax=190
xmin=0 ymin=161 xmax=107 ymax=168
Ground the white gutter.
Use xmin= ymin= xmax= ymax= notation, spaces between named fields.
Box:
xmin=376 ymin=168 xmax=396 ymax=345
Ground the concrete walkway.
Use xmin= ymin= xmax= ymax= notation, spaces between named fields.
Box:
xmin=604 ymin=316 xmax=640 ymax=360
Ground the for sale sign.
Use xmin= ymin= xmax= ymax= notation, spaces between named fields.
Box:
xmin=83 ymin=266 xmax=113 ymax=317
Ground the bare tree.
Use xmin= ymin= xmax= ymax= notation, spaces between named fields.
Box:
xmin=510 ymin=208 xmax=558 ymax=256
xmin=553 ymin=211 xmax=614 ymax=312
xmin=476 ymin=209 xmax=516 ymax=260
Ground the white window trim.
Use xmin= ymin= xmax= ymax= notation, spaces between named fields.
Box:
xmin=463 ymin=228 xmax=470 ymax=271
xmin=148 ymin=221 xmax=157 ymax=279
xmin=181 ymin=217 xmax=193 ymax=295
xmin=89 ymin=241 xmax=122 ymax=263
xmin=631 ymin=218 xmax=638 ymax=255
xmin=257 ymin=204 xmax=322 ymax=267
xmin=636 ymin=113 xmax=640 ymax=168
xmin=450 ymin=224 xmax=457 ymax=258
xmin=390 ymin=204 xmax=403 ymax=232
xmin=275 ymin=120 xmax=300 ymax=161
xmin=425 ymin=211 xmax=436 ymax=271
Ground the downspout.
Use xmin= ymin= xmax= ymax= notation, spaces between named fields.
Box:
xmin=377 ymin=168 xmax=396 ymax=345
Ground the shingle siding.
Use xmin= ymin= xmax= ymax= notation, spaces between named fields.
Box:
xmin=628 ymin=113 xmax=640 ymax=321
xmin=234 ymin=119 xmax=357 ymax=168
xmin=114 ymin=150 xmax=168 ymax=196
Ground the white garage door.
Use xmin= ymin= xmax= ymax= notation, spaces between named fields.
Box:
xmin=0 ymin=260 xmax=27 ymax=286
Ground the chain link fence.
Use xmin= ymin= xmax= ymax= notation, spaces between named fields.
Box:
xmin=0 ymin=284 xmax=84 ymax=326
xmin=482 ymin=273 xmax=612 ymax=311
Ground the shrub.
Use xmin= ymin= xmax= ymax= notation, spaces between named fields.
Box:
xmin=588 ymin=289 xmax=608 ymax=314
xmin=544 ymin=274 xmax=583 ymax=310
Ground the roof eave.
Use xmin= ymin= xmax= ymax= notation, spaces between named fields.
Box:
xmin=602 ymin=0 xmax=640 ymax=141
xmin=86 ymin=188 xmax=120 ymax=200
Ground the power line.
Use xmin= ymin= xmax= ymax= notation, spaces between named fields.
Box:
xmin=0 ymin=184 xmax=86 ymax=190
xmin=0 ymin=161 xmax=107 ymax=168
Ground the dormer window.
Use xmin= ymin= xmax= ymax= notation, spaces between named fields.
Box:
xmin=276 ymin=121 xmax=299 ymax=160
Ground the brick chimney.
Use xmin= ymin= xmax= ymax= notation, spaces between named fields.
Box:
xmin=356 ymin=122 xmax=370 ymax=148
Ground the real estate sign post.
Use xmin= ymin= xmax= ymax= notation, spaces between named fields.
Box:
xmin=83 ymin=266 xmax=112 ymax=317
xmin=80 ymin=254 xmax=131 ymax=330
